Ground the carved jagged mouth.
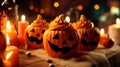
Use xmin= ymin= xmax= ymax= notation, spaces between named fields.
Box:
xmin=48 ymin=41 xmax=77 ymax=54
xmin=26 ymin=33 xmax=43 ymax=44
xmin=81 ymin=39 xmax=99 ymax=46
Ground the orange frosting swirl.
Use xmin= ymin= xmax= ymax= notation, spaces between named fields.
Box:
xmin=31 ymin=14 xmax=48 ymax=28
xmin=49 ymin=14 xmax=73 ymax=31
xmin=74 ymin=15 xmax=94 ymax=29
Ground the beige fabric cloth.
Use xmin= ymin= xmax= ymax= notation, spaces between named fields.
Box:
xmin=19 ymin=44 xmax=120 ymax=67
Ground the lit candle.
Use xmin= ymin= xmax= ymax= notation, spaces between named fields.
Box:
xmin=108 ymin=18 xmax=120 ymax=44
xmin=65 ymin=16 xmax=70 ymax=22
xmin=18 ymin=15 xmax=29 ymax=36
xmin=2 ymin=21 xmax=18 ymax=47
xmin=3 ymin=33 xmax=19 ymax=67
xmin=100 ymin=28 xmax=108 ymax=38
xmin=18 ymin=15 xmax=29 ymax=48
xmin=99 ymin=28 xmax=108 ymax=45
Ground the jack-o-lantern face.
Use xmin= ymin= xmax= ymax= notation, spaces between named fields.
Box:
xmin=78 ymin=28 xmax=100 ymax=51
xmin=43 ymin=29 xmax=80 ymax=58
xmin=43 ymin=14 xmax=80 ymax=58
xmin=25 ymin=26 xmax=46 ymax=49
xmin=25 ymin=14 xmax=48 ymax=49
xmin=48 ymin=33 xmax=77 ymax=54
xmin=26 ymin=28 xmax=45 ymax=44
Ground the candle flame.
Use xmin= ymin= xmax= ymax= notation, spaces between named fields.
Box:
xmin=21 ymin=15 xmax=26 ymax=22
xmin=6 ymin=21 xmax=11 ymax=30
xmin=65 ymin=16 xmax=70 ymax=22
xmin=100 ymin=28 xmax=105 ymax=34
xmin=6 ymin=33 xmax=10 ymax=46
xmin=116 ymin=18 xmax=120 ymax=24
xmin=6 ymin=51 xmax=14 ymax=60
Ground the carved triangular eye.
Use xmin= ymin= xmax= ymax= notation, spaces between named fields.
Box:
xmin=68 ymin=35 xmax=74 ymax=40
xmin=53 ymin=34 xmax=59 ymax=39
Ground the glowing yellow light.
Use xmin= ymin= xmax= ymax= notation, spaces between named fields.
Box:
xmin=54 ymin=2 xmax=59 ymax=8
xmin=77 ymin=5 xmax=83 ymax=11
xmin=110 ymin=6 xmax=119 ymax=15
xmin=94 ymin=4 xmax=100 ymax=10
xmin=6 ymin=33 xmax=10 ymax=46
xmin=116 ymin=18 xmax=120 ymax=24
xmin=65 ymin=16 xmax=70 ymax=22
xmin=100 ymin=28 xmax=105 ymax=35
xmin=6 ymin=51 xmax=14 ymax=60
xmin=21 ymin=15 xmax=26 ymax=22
xmin=6 ymin=21 xmax=11 ymax=30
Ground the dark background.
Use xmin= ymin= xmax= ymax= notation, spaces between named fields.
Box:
xmin=0 ymin=0 xmax=120 ymax=29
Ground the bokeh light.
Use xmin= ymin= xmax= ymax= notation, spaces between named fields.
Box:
xmin=110 ymin=6 xmax=119 ymax=15
xmin=77 ymin=5 xmax=83 ymax=11
xmin=40 ymin=9 xmax=45 ymax=14
xmin=54 ymin=2 xmax=59 ymax=8
xmin=29 ymin=4 xmax=34 ymax=11
xmin=94 ymin=4 xmax=100 ymax=10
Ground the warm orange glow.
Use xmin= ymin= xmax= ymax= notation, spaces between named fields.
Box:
xmin=65 ymin=16 xmax=70 ymax=22
xmin=6 ymin=51 xmax=14 ymax=60
xmin=21 ymin=15 xmax=26 ymax=22
xmin=8 ymin=7 xmax=12 ymax=11
xmin=6 ymin=33 xmax=10 ymax=46
xmin=40 ymin=9 xmax=45 ymax=14
xmin=94 ymin=4 xmax=100 ymax=10
xmin=77 ymin=5 xmax=83 ymax=11
xmin=100 ymin=28 xmax=105 ymax=35
xmin=29 ymin=5 xmax=34 ymax=10
xmin=116 ymin=18 xmax=120 ymax=24
xmin=6 ymin=21 xmax=11 ymax=30
xmin=54 ymin=2 xmax=59 ymax=8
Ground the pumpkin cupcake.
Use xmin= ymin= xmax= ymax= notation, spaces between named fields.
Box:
xmin=25 ymin=14 xmax=48 ymax=49
xmin=43 ymin=14 xmax=80 ymax=59
xmin=72 ymin=14 xmax=100 ymax=51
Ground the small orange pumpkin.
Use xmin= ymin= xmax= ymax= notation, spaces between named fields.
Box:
xmin=25 ymin=15 xmax=48 ymax=49
xmin=100 ymin=38 xmax=114 ymax=48
xmin=43 ymin=14 xmax=80 ymax=59
xmin=73 ymin=15 xmax=100 ymax=51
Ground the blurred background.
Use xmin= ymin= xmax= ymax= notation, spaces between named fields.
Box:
xmin=0 ymin=0 xmax=120 ymax=31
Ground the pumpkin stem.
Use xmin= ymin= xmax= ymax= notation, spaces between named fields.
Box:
xmin=55 ymin=14 xmax=66 ymax=24
xmin=37 ymin=14 xmax=42 ymax=20
xmin=80 ymin=14 xmax=86 ymax=21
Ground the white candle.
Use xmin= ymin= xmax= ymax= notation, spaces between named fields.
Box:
xmin=108 ymin=18 xmax=120 ymax=44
